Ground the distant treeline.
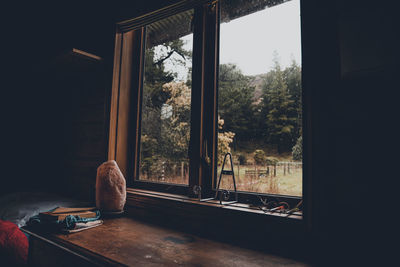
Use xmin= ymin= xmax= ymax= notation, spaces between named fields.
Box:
xmin=218 ymin=55 xmax=302 ymax=154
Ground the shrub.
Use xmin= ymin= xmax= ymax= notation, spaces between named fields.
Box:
xmin=253 ymin=150 xmax=266 ymax=165
xmin=265 ymin=157 xmax=279 ymax=165
xmin=238 ymin=154 xmax=247 ymax=165
xmin=217 ymin=116 xmax=235 ymax=165
xmin=292 ymin=136 xmax=302 ymax=161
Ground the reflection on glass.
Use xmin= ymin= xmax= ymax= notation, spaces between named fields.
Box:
xmin=217 ymin=0 xmax=302 ymax=196
xmin=139 ymin=10 xmax=193 ymax=185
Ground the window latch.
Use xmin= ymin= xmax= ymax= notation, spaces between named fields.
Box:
xmin=210 ymin=0 xmax=217 ymax=12
xmin=202 ymin=139 xmax=211 ymax=166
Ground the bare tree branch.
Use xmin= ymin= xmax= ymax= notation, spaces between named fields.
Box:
xmin=154 ymin=49 xmax=186 ymax=66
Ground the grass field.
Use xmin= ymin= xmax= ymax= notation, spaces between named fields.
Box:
xmin=217 ymin=163 xmax=302 ymax=197
xmin=139 ymin=141 xmax=302 ymax=197
xmin=217 ymin=143 xmax=303 ymax=196
xmin=140 ymin=162 xmax=302 ymax=197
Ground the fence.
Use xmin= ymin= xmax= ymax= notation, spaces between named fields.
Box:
xmin=242 ymin=161 xmax=302 ymax=178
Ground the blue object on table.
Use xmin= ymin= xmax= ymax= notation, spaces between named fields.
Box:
xmin=28 ymin=208 xmax=101 ymax=230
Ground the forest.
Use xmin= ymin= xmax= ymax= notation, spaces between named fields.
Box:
xmin=139 ymin=38 xmax=302 ymax=196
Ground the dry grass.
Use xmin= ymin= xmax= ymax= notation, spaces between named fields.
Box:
xmin=218 ymin=164 xmax=302 ymax=197
xmin=140 ymin=163 xmax=302 ymax=197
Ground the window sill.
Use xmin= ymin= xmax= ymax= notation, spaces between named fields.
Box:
xmin=125 ymin=188 xmax=306 ymax=260
xmin=23 ymin=216 xmax=310 ymax=266
xmin=126 ymin=188 xmax=302 ymax=220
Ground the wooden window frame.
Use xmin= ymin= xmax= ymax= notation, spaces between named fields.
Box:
xmin=108 ymin=0 xmax=308 ymax=220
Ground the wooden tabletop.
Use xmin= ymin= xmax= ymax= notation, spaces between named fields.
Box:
xmin=34 ymin=217 xmax=309 ymax=267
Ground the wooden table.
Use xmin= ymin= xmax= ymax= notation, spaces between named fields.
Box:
xmin=22 ymin=217 xmax=309 ymax=266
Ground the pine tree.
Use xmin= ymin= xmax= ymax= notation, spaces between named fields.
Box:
xmin=283 ymin=59 xmax=302 ymax=137
xmin=262 ymin=54 xmax=297 ymax=153
xmin=218 ymin=64 xmax=256 ymax=142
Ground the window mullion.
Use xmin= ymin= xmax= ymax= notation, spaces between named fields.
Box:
xmin=188 ymin=3 xmax=218 ymax=199
xmin=188 ymin=6 xmax=205 ymax=197
xmin=201 ymin=2 xmax=219 ymax=198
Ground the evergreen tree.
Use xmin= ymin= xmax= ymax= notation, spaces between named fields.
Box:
xmin=262 ymin=55 xmax=297 ymax=153
xmin=218 ymin=63 xmax=256 ymax=142
xmin=283 ymin=59 xmax=302 ymax=137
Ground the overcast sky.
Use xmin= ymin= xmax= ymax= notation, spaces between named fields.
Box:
xmin=219 ymin=0 xmax=301 ymax=75
xmin=166 ymin=0 xmax=301 ymax=80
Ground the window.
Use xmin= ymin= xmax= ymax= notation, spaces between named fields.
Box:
xmin=139 ymin=10 xmax=194 ymax=185
xmin=217 ymin=0 xmax=302 ymax=197
xmin=110 ymin=0 xmax=304 ymax=212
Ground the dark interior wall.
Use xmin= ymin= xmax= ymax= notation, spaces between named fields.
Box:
xmin=1 ymin=4 xmax=116 ymax=199
xmin=306 ymin=1 xmax=398 ymax=264
xmin=0 ymin=0 xmax=397 ymax=263
xmin=1 ymin=1 xmax=171 ymax=197
xmin=1 ymin=2 xmax=114 ymax=197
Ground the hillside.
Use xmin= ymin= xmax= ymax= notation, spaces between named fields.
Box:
xmin=248 ymin=73 xmax=267 ymax=103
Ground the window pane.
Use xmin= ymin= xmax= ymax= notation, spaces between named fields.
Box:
xmin=217 ymin=0 xmax=302 ymax=196
xmin=139 ymin=10 xmax=193 ymax=185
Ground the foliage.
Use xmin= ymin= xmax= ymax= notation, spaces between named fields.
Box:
xmin=292 ymin=136 xmax=302 ymax=161
xmin=140 ymin=135 xmax=158 ymax=177
xmin=140 ymin=39 xmax=193 ymax=178
xmin=218 ymin=64 xmax=256 ymax=141
xmin=217 ymin=53 xmax=301 ymax=155
xmin=159 ymin=82 xmax=191 ymax=161
xmin=283 ymin=59 xmax=302 ymax=137
xmin=253 ymin=149 xmax=266 ymax=165
xmin=143 ymin=39 xmax=192 ymax=112
xmin=261 ymin=53 xmax=298 ymax=153
xmin=142 ymin=39 xmax=235 ymax=174
xmin=265 ymin=156 xmax=279 ymax=165
xmin=141 ymin=43 xmax=303 ymax=179
xmin=217 ymin=116 xmax=235 ymax=165
xmin=238 ymin=154 xmax=247 ymax=165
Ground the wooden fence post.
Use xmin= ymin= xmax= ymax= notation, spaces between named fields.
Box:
xmin=237 ymin=163 xmax=240 ymax=180
xmin=181 ymin=162 xmax=184 ymax=180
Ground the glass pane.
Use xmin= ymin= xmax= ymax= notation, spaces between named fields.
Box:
xmin=139 ymin=10 xmax=193 ymax=185
xmin=217 ymin=0 xmax=302 ymax=196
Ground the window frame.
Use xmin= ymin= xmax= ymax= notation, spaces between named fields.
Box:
xmin=109 ymin=0 xmax=307 ymax=214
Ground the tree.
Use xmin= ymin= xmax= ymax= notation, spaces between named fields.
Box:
xmin=159 ymin=82 xmax=191 ymax=163
xmin=292 ymin=136 xmax=302 ymax=161
xmin=140 ymin=39 xmax=193 ymax=177
xmin=218 ymin=63 xmax=256 ymax=142
xmin=153 ymin=39 xmax=192 ymax=70
xmin=217 ymin=116 xmax=235 ymax=165
xmin=254 ymin=149 xmax=266 ymax=165
xmin=140 ymin=135 xmax=159 ymax=177
xmin=261 ymin=54 xmax=297 ymax=153
xmin=141 ymin=41 xmax=235 ymax=173
xmin=283 ymin=59 xmax=302 ymax=137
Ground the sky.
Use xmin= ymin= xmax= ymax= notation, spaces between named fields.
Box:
xmin=162 ymin=0 xmax=301 ymax=79
xmin=219 ymin=0 xmax=301 ymax=75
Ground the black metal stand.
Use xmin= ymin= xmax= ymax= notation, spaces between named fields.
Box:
xmin=214 ymin=152 xmax=238 ymax=204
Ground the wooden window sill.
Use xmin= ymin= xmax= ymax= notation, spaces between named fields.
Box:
xmin=22 ymin=216 xmax=309 ymax=266
xmin=124 ymin=188 xmax=307 ymax=261
xmin=126 ymin=188 xmax=302 ymax=220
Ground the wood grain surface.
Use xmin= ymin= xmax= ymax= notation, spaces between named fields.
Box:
xmin=51 ymin=217 xmax=309 ymax=267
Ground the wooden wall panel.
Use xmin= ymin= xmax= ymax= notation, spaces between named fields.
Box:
xmin=56 ymin=52 xmax=110 ymax=201
xmin=108 ymin=32 xmax=123 ymax=161
xmin=114 ymin=30 xmax=134 ymax=177
xmin=108 ymin=28 xmax=144 ymax=182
